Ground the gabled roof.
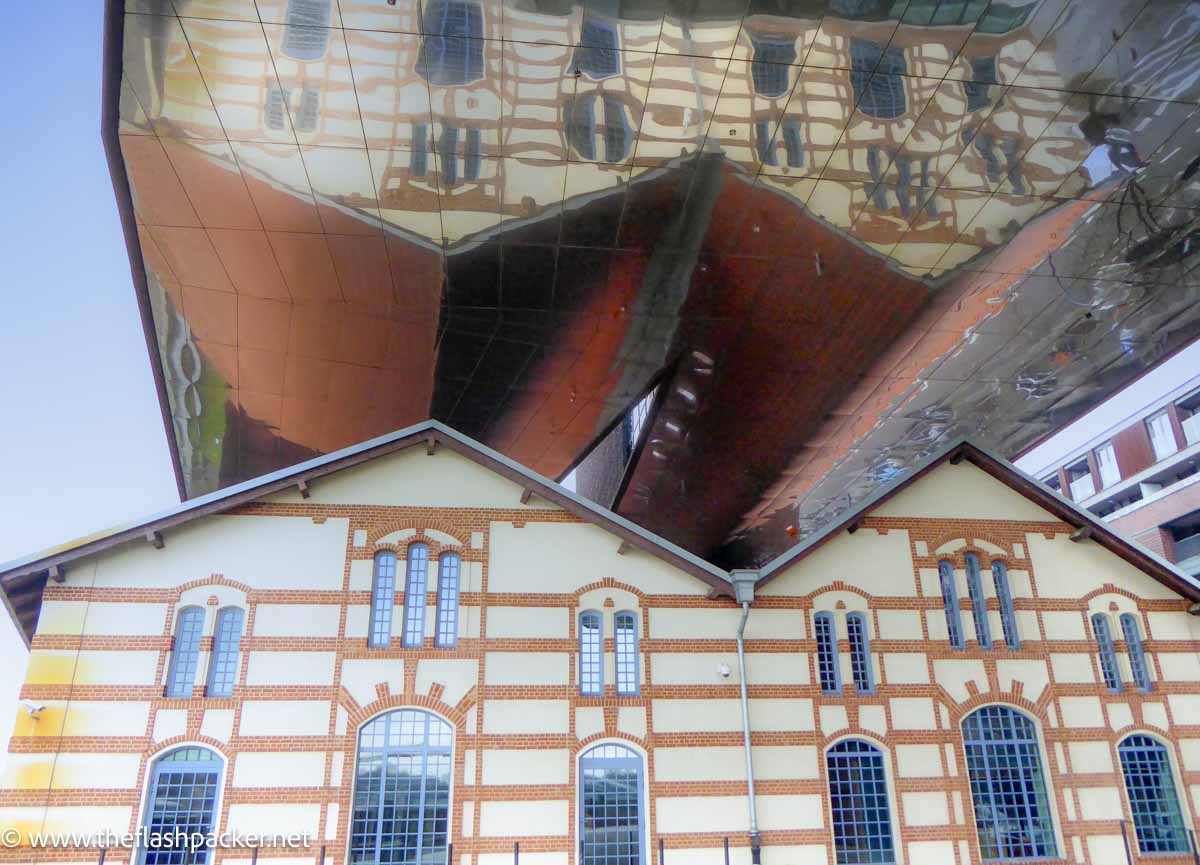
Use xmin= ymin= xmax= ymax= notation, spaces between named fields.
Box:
xmin=0 ymin=420 xmax=732 ymax=645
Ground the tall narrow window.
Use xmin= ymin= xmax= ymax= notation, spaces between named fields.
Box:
xmin=294 ymin=86 xmax=320 ymax=133
xmin=850 ymin=40 xmax=906 ymax=119
xmin=782 ymin=121 xmax=804 ymax=167
xmin=815 ymin=611 xmax=841 ymax=694
xmin=580 ymin=744 xmax=644 ymax=865
xmin=416 ymin=0 xmax=485 ymax=85
xmin=579 ymin=610 xmax=603 ymax=695
xmin=369 ymin=551 xmax=396 ymax=648
xmin=1118 ymin=734 xmax=1188 ymax=854
xmin=573 ymin=17 xmax=621 ymax=79
xmin=281 ymin=0 xmax=332 ymax=60
xmin=1092 ymin=613 xmax=1122 ymax=692
xmin=991 ymin=560 xmax=1020 ymax=650
xmin=965 ymin=553 xmax=992 ymax=649
xmin=403 ymin=544 xmax=430 ymax=647
xmin=826 ymin=739 xmax=896 ymax=864
xmin=464 ymin=128 xmax=481 ymax=181
xmin=1120 ymin=613 xmax=1152 ymax=692
xmin=938 ymin=560 xmax=964 ymax=649
xmin=755 ymin=119 xmax=777 ymax=166
xmin=439 ymin=126 xmax=459 ymax=186
xmin=435 ymin=553 xmax=460 ymax=648
xmin=166 ymin=606 xmax=204 ymax=697
xmin=615 ymin=611 xmax=639 ymax=695
xmin=141 ymin=746 xmax=222 ymax=864
xmin=962 ymin=706 xmax=1057 ymax=861
xmin=1094 ymin=442 xmax=1120 ymax=488
xmin=350 ymin=709 xmax=452 ymax=865
xmin=846 ymin=613 xmax=873 ymax=694
xmin=206 ymin=607 xmax=244 ymax=698
xmin=1146 ymin=409 xmax=1178 ymax=461
xmin=749 ymin=35 xmax=795 ymax=97
xmin=411 ymin=123 xmax=428 ymax=177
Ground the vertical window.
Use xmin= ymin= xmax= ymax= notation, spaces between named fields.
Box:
xmin=567 ymin=95 xmax=596 ymax=160
xmin=938 ymin=560 xmax=964 ymax=650
xmin=403 ymin=544 xmax=430 ymax=647
xmin=755 ymin=119 xmax=777 ymax=165
xmin=141 ymin=746 xmax=222 ymax=865
xmin=416 ymin=0 xmax=485 ymax=85
xmin=815 ymin=611 xmax=841 ymax=694
xmin=1092 ymin=613 xmax=1122 ymax=692
xmin=580 ymin=743 xmax=644 ymax=865
xmin=206 ymin=607 xmax=244 ymax=698
xmin=826 ymin=739 xmax=896 ymax=864
xmin=465 ymin=128 xmax=481 ymax=181
xmin=350 ymin=709 xmax=452 ymax=865
xmin=294 ymin=86 xmax=320 ymax=133
xmin=965 ymin=553 xmax=991 ymax=649
xmin=782 ymin=121 xmax=804 ymax=167
xmin=435 ymin=553 xmax=460 ymax=648
xmin=573 ymin=18 xmax=621 ymax=79
xmin=1120 ymin=613 xmax=1152 ymax=692
xmin=580 ymin=610 xmax=603 ymax=695
xmin=1065 ymin=457 xmax=1095 ymax=501
xmin=850 ymin=40 xmax=906 ymax=119
xmin=265 ymin=85 xmax=289 ymax=131
xmin=962 ymin=56 xmax=996 ymax=112
xmin=1094 ymin=442 xmax=1120 ymax=488
xmin=412 ymin=123 xmax=428 ymax=177
xmin=369 ymin=551 xmax=396 ymax=648
xmin=601 ymin=96 xmax=631 ymax=163
xmin=749 ymin=35 xmax=796 ymax=97
xmin=439 ymin=126 xmax=459 ymax=186
xmin=614 ymin=611 xmax=639 ymax=695
xmin=1118 ymin=734 xmax=1188 ymax=854
xmin=1146 ymin=409 xmax=1178 ymax=461
xmin=991 ymin=561 xmax=1020 ymax=650
xmin=962 ymin=706 xmax=1057 ymax=861
xmin=846 ymin=613 xmax=873 ymax=694
xmin=166 ymin=606 xmax=204 ymax=697
xmin=281 ymin=0 xmax=332 ymax=60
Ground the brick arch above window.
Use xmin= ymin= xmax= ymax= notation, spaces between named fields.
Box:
xmin=573 ymin=577 xmax=647 ymax=602
xmin=365 ymin=521 xmax=470 ymax=550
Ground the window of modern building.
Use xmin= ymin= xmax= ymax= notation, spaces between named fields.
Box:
xmin=580 ymin=610 xmax=603 ymax=695
xmin=826 ymin=739 xmax=896 ymax=864
xmin=573 ymin=18 xmax=621 ymax=79
xmin=782 ymin=121 xmax=804 ymax=167
xmin=615 ymin=611 xmax=639 ymax=695
xmin=412 ymin=123 xmax=429 ymax=176
xmin=165 ymin=606 xmax=205 ymax=698
xmin=1118 ymin=734 xmax=1189 ymax=854
xmin=294 ymin=86 xmax=320 ymax=133
xmin=1146 ymin=409 xmax=1179 ymax=461
xmin=938 ymin=560 xmax=964 ymax=649
xmin=369 ymin=551 xmax=397 ymax=648
xmin=846 ymin=613 xmax=873 ymax=694
xmin=750 ymin=36 xmax=795 ymax=97
xmin=1178 ymin=389 xmax=1200 ymax=446
xmin=435 ymin=553 xmax=461 ymax=648
xmin=141 ymin=746 xmax=222 ymax=865
xmin=349 ymin=709 xmax=452 ymax=865
xmin=849 ymin=40 xmax=906 ymax=120
xmin=962 ymin=706 xmax=1057 ymax=861
xmin=281 ymin=0 xmax=332 ymax=60
xmin=991 ymin=560 xmax=1019 ymax=650
xmin=206 ymin=607 xmax=244 ymax=697
xmin=1064 ymin=457 xmax=1095 ymax=501
xmin=1094 ymin=441 xmax=1120 ymax=488
xmin=815 ymin=611 xmax=841 ymax=693
xmin=1040 ymin=472 xmax=1062 ymax=494
xmin=416 ymin=1 xmax=485 ymax=85
xmin=1091 ymin=613 xmax=1122 ymax=692
xmin=580 ymin=743 xmax=645 ymax=865
xmin=1120 ymin=613 xmax=1152 ymax=692
xmin=403 ymin=543 xmax=430 ymax=647
xmin=964 ymin=553 xmax=992 ymax=649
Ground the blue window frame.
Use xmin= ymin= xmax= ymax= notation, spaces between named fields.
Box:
xmin=750 ymin=35 xmax=796 ymax=97
xmin=416 ymin=1 xmax=484 ymax=85
xmin=615 ymin=611 xmax=639 ymax=695
xmin=166 ymin=606 xmax=204 ymax=697
xmin=350 ymin=709 xmax=453 ymax=865
xmin=962 ymin=706 xmax=1057 ymax=861
xmin=435 ymin=553 xmax=461 ymax=647
xmin=815 ymin=611 xmax=841 ymax=694
xmin=403 ymin=543 xmax=430 ymax=647
xmin=205 ymin=607 xmax=243 ymax=697
xmin=1120 ymin=613 xmax=1152 ymax=692
xmin=1118 ymin=734 xmax=1188 ymax=854
xmin=965 ymin=553 xmax=992 ymax=649
xmin=580 ymin=743 xmax=645 ymax=865
xmin=826 ymin=739 xmax=895 ymax=864
xmin=991 ymin=560 xmax=1020 ymax=649
xmin=368 ymin=551 xmax=396 ymax=648
xmin=281 ymin=0 xmax=332 ymax=60
xmin=938 ymin=560 xmax=964 ymax=649
xmin=847 ymin=613 xmax=873 ymax=694
xmin=579 ymin=610 xmax=603 ymax=695
xmin=849 ymin=40 xmax=906 ymax=119
xmin=574 ymin=18 xmax=621 ymax=79
xmin=140 ymin=746 xmax=222 ymax=864
xmin=1092 ymin=613 xmax=1122 ymax=692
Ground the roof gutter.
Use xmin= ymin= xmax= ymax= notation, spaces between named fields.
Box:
xmin=731 ymin=570 xmax=761 ymax=863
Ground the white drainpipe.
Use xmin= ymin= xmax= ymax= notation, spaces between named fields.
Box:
xmin=731 ymin=570 xmax=762 ymax=863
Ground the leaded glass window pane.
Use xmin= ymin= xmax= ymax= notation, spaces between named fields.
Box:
xmin=281 ymin=0 xmax=332 ymax=60
xmin=965 ymin=553 xmax=992 ymax=649
xmin=370 ymin=552 xmax=397 ymax=648
xmin=602 ymin=96 xmax=630 ymax=163
xmin=815 ymin=611 xmax=841 ymax=694
xmin=574 ymin=18 xmax=621 ymax=79
xmin=403 ymin=544 xmax=430 ymax=648
xmin=141 ymin=746 xmax=221 ymax=865
xmin=580 ymin=611 xmax=603 ymax=695
xmin=581 ymin=743 xmax=644 ymax=865
xmin=750 ymin=36 xmax=795 ymax=97
xmin=1121 ymin=613 xmax=1152 ymax=692
xmin=847 ymin=613 xmax=873 ymax=694
xmin=615 ymin=612 xmax=638 ymax=695
xmin=166 ymin=607 xmax=204 ymax=697
xmin=938 ymin=560 xmax=964 ymax=649
xmin=1092 ymin=613 xmax=1122 ymax=692
xmin=962 ymin=706 xmax=1057 ymax=861
xmin=416 ymin=1 xmax=485 ymax=85
xmin=295 ymin=86 xmax=320 ymax=132
xmin=435 ymin=554 xmax=460 ymax=648
xmin=568 ymin=96 xmax=597 ymax=160
xmin=826 ymin=739 xmax=895 ymax=864
xmin=1119 ymin=734 xmax=1188 ymax=854
xmin=206 ymin=608 xmax=243 ymax=697
xmin=992 ymin=561 xmax=1020 ymax=650
xmin=265 ymin=85 xmax=289 ymax=130
xmin=849 ymin=40 xmax=906 ymax=119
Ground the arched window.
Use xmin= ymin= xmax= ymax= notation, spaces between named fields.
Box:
xmin=992 ymin=560 xmax=1019 ymax=649
xmin=435 ymin=553 xmax=461 ymax=648
xmin=206 ymin=607 xmax=244 ymax=697
xmin=1118 ymin=734 xmax=1188 ymax=854
xmin=1120 ymin=613 xmax=1152 ymax=692
xmin=141 ymin=746 xmax=222 ymax=864
xmin=815 ymin=611 xmax=841 ymax=694
xmin=965 ymin=553 xmax=991 ymax=649
xmin=579 ymin=610 xmax=603 ymax=695
xmin=962 ymin=706 xmax=1057 ymax=861
xmin=403 ymin=543 xmax=430 ymax=648
xmin=580 ymin=743 xmax=645 ymax=865
xmin=369 ymin=551 xmax=396 ymax=648
xmin=614 ymin=611 xmax=639 ymax=695
xmin=846 ymin=613 xmax=873 ymax=694
xmin=350 ymin=709 xmax=452 ymax=865
xmin=166 ymin=606 xmax=205 ymax=697
xmin=938 ymin=560 xmax=964 ymax=649
xmin=826 ymin=739 xmax=896 ymax=864
xmin=1091 ymin=613 xmax=1122 ymax=692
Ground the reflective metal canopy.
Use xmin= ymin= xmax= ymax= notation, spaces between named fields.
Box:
xmin=112 ymin=0 xmax=1200 ymax=566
